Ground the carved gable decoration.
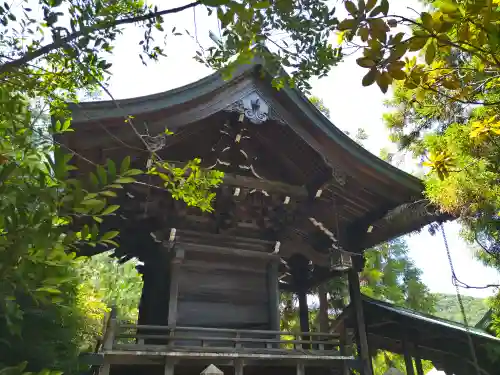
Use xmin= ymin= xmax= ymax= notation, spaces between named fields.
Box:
xmin=224 ymin=91 xmax=284 ymax=125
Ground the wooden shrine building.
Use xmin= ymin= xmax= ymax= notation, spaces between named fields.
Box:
xmin=62 ymin=59 xmax=448 ymax=375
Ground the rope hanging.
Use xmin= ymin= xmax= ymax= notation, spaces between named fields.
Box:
xmin=440 ymin=222 xmax=481 ymax=375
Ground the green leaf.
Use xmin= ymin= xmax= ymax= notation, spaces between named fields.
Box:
xmin=366 ymin=0 xmax=377 ymax=11
xmin=82 ymin=198 xmax=105 ymax=207
xmin=421 ymin=12 xmax=433 ymax=30
xmin=0 ymin=362 xmax=27 ymax=375
xmin=101 ymin=204 xmax=120 ymax=215
xmin=97 ymin=165 xmax=107 ymax=185
xmin=362 ymin=68 xmax=378 ymax=86
xmin=107 ymin=159 xmax=116 ymax=179
xmin=380 ymin=0 xmax=389 ymax=15
xmin=62 ymin=118 xmax=71 ymax=131
xmin=409 ymin=36 xmax=428 ymax=51
xmin=376 ymin=72 xmax=392 ymax=93
xmin=388 ymin=67 xmax=406 ymax=80
xmin=81 ymin=224 xmax=90 ymax=239
xmin=100 ymin=190 xmax=117 ymax=197
xmin=432 ymin=0 xmax=459 ymax=14
xmin=36 ymin=287 xmax=61 ymax=294
xmin=254 ymin=1 xmax=270 ymax=9
xmin=100 ymin=230 xmax=120 ymax=241
xmin=102 ymin=239 xmax=120 ymax=247
xmin=120 ymin=156 xmax=130 ymax=174
xmin=369 ymin=5 xmax=382 ymax=17
xmin=115 ymin=177 xmax=136 ymax=184
xmin=90 ymin=224 xmax=99 ymax=240
xmin=344 ymin=1 xmax=357 ymax=15
xmin=54 ymin=120 xmax=62 ymax=132
xmin=123 ymin=168 xmax=143 ymax=176
xmin=425 ymin=41 xmax=436 ymax=64
xmin=356 ymin=57 xmax=376 ymax=68
xmin=89 ymin=172 xmax=99 ymax=188
xmin=338 ymin=19 xmax=357 ymax=31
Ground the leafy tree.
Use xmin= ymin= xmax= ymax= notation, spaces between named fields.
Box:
xmin=79 ymin=252 xmax=143 ymax=323
xmin=432 ymin=293 xmax=489 ymax=324
xmin=0 ymin=1 xmax=224 ymax=373
xmin=361 ymin=241 xmax=436 ymax=374
xmin=0 ymin=0 xmax=346 ymax=92
xmin=309 ymin=96 xmax=331 ymax=118
xmin=336 ymin=0 xmax=500 ymax=238
xmin=335 ymin=0 xmax=500 ymax=338
xmin=361 ymin=239 xmax=436 ymax=313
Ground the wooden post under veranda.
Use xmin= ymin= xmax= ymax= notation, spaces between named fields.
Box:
xmin=348 ymin=269 xmax=373 ymax=375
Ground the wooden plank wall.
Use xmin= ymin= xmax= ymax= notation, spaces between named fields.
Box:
xmin=177 ymin=251 xmax=271 ymax=329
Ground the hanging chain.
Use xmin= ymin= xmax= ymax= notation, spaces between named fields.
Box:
xmin=440 ymin=222 xmax=481 ymax=375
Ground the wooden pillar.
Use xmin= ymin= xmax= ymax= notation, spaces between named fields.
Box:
xmin=348 ymin=269 xmax=372 ymax=375
xmin=296 ymin=362 xmax=305 ymax=375
xmin=340 ymin=328 xmax=353 ymax=375
xmin=164 ymin=360 xmax=175 ymax=375
xmin=401 ymin=326 xmax=415 ymax=375
xmin=267 ymin=260 xmax=280 ymax=331
xmin=297 ymin=287 xmax=311 ymax=350
xmin=168 ymin=248 xmax=184 ymax=327
xmin=234 ymin=359 xmax=244 ymax=375
xmin=318 ymin=283 xmax=329 ymax=333
xmin=414 ymin=342 xmax=424 ymax=375
xmin=98 ymin=361 xmax=110 ymax=375
xmin=99 ymin=309 xmax=117 ymax=375
xmin=297 ymin=287 xmax=310 ymax=334
xmin=415 ymin=355 xmax=424 ymax=375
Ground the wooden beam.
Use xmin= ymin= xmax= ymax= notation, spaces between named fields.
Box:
xmin=279 ymin=240 xmax=331 ymax=268
xmin=178 ymin=242 xmax=279 ymax=260
xmin=209 ymin=169 xmax=309 ymax=197
xmin=267 ymin=261 xmax=280 ymax=331
xmin=167 ymin=248 xmax=184 ymax=328
xmin=348 ymin=269 xmax=372 ymax=375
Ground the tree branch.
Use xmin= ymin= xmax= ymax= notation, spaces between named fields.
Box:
xmin=0 ymin=1 xmax=202 ymax=74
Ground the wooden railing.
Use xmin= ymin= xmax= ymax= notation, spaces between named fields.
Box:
xmin=102 ymin=320 xmax=352 ymax=356
xmin=96 ymin=319 xmax=357 ymax=375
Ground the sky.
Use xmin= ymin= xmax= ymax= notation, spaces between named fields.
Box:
xmin=100 ymin=0 xmax=500 ymax=300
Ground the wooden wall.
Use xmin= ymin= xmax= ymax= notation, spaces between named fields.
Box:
xmin=177 ymin=251 xmax=271 ymax=329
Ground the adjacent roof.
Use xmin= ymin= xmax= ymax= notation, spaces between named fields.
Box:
xmin=337 ymin=296 xmax=500 ymax=375
xmin=363 ymin=296 xmax=500 ymax=343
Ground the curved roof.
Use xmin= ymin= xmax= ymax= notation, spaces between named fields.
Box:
xmin=63 ymin=58 xmax=450 ymax=264
xmin=70 ymin=61 xmax=423 ymax=195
